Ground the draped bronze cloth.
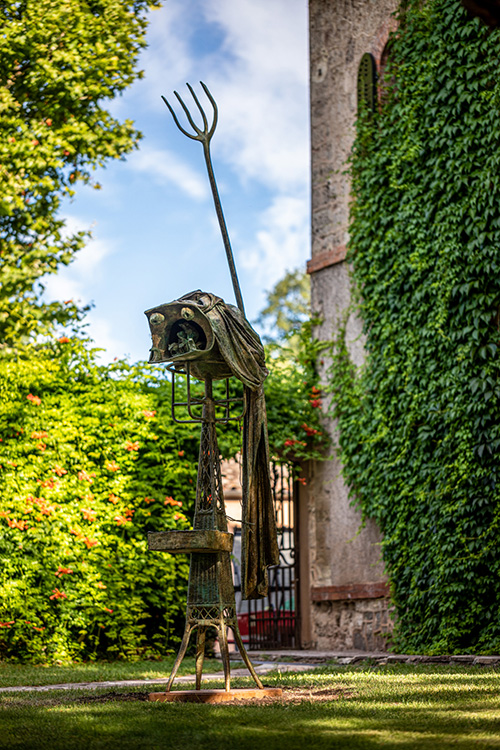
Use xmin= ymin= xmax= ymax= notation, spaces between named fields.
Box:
xmin=178 ymin=291 xmax=279 ymax=599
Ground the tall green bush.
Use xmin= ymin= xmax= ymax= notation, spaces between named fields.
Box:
xmin=0 ymin=339 xmax=199 ymax=662
xmin=331 ymin=0 xmax=500 ymax=653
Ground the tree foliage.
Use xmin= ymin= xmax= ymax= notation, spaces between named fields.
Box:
xmin=256 ymin=269 xmax=310 ymax=342
xmin=330 ymin=0 xmax=500 ymax=653
xmin=0 ymin=0 xmax=159 ymax=349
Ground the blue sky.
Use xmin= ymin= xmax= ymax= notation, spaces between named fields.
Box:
xmin=44 ymin=0 xmax=310 ymax=363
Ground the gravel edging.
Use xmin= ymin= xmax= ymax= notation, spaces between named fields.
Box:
xmin=244 ymin=650 xmax=500 ymax=667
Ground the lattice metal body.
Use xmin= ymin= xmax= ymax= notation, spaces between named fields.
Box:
xmin=148 ymin=374 xmax=263 ymax=692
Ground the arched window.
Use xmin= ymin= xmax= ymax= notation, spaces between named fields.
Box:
xmin=357 ymin=53 xmax=377 ymax=113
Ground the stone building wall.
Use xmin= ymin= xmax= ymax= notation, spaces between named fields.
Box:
xmin=304 ymin=0 xmax=399 ymax=651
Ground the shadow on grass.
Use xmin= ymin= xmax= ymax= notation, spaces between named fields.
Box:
xmin=1 ymin=668 xmax=500 ymax=750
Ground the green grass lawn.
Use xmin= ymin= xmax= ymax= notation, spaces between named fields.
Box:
xmin=0 ymin=663 xmax=499 ymax=749
xmin=0 ymin=655 xmax=225 ymax=689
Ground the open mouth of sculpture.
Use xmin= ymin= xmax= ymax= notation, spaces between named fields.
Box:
xmin=167 ymin=319 xmax=207 ymax=358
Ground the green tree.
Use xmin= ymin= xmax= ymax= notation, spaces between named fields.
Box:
xmin=256 ymin=269 xmax=310 ymax=343
xmin=0 ymin=0 xmax=159 ymax=350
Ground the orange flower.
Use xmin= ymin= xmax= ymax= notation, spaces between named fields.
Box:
xmin=82 ymin=509 xmax=96 ymax=522
xmin=83 ymin=537 xmax=98 ymax=548
xmin=164 ymin=496 xmax=182 ymax=507
xmin=297 ymin=477 xmax=307 ymax=486
xmin=124 ymin=508 xmax=134 ymax=518
xmin=0 ymin=621 xmax=14 ymax=628
xmin=49 ymin=588 xmax=67 ymax=600
xmin=70 ymin=528 xmax=83 ymax=538
xmin=311 ymin=386 xmax=321 ymax=395
xmin=33 ymin=626 xmax=46 ymax=632
xmin=114 ymin=515 xmax=129 ymax=526
xmin=143 ymin=496 xmax=155 ymax=504
xmin=46 ymin=118 xmax=52 ymax=126
xmin=174 ymin=512 xmax=185 ymax=521
xmin=104 ymin=607 xmax=114 ymax=614
xmin=108 ymin=493 xmax=119 ymax=504
xmin=78 ymin=470 xmax=96 ymax=483
xmin=96 ymin=581 xmax=106 ymax=589
xmin=36 ymin=442 xmax=47 ymax=451
xmin=310 ymin=399 xmax=322 ymax=409
xmin=39 ymin=502 xmax=57 ymax=516
xmin=105 ymin=461 xmax=119 ymax=472
xmin=8 ymin=519 xmax=27 ymax=530
xmin=178 ymin=450 xmax=185 ymax=457
xmin=0 ymin=510 xmax=10 ymax=518
xmin=26 ymin=394 xmax=41 ymax=405
xmin=31 ymin=430 xmax=48 ymax=440
xmin=142 ymin=410 xmax=156 ymax=419
xmin=55 ymin=566 xmax=73 ymax=577
xmin=37 ymin=478 xmax=56 ymax=489
xmin=54 ymin=465 xmax=67 ymax=477
xmin=125 ymin=440 xmax=139 ymax=452
xmin=58 ymin=336 xmax=70 ymax=343
xmin=301 ymin=423 xmax=320 ymax=437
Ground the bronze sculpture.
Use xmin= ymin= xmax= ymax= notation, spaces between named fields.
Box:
xmin=146 ymin=84 xmax=280 ymax=699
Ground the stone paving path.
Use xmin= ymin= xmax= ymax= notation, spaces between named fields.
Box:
xmin=0 ymin=661 xmax=319 ymax=694
xmin=1 ymin=650 xmax=498 ymax=694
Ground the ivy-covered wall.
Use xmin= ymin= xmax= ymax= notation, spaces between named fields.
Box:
xmin=332 ymin=0 xmax=500 ymax=653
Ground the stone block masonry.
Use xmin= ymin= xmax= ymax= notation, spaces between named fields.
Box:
xmin=304 ymin=0 xmax=399 ymax=651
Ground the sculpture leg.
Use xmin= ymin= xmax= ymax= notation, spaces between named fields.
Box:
xmin=218 ymin=621 xmax=231 ymax=692
xmin=166 ymin=623 xmax=193 ymax=692
xmin=195 ymin=626 xmax=206 ymax=690
xmin=232 ymin=626 xmax=264 ymax=689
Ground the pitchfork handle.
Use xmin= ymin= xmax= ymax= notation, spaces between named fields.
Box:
xmin=201 ymin=140 xmax=245 ymax=316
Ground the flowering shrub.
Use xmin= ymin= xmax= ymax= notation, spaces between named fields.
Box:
xmin=0 ymin=339 xmax=198 ymax=662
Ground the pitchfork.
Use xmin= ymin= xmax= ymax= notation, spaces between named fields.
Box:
xmin=162 ymin=82 xmax=245 ymax=317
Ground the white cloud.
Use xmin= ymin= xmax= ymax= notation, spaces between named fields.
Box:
xmin=131 ymin=0 xmax=309 ymax=194
xmin=239 ymin=193 xmax=310 ymax=290
xmin=126 ymin=146 xmax=208 ymax=199
xmin=42 ymin=216 xmax=114 ymax=305
xmin=84 ymin=315 xmax=131 ymax=363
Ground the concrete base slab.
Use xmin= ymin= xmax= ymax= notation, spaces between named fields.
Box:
xmin=148 ymin=687 xmax=283 ymax=703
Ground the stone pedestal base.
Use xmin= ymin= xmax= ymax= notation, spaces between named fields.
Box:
xmin=148 ymin=687 xmax=282 ymax=703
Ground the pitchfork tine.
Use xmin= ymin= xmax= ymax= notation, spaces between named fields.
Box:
xmin=161 ymin=95 xmax=197 ymax=140
xmin=174 ymin=90 xmax=202 ymax=136
xmin=161 ymin=81 xmax=245 ymax=315
xmin=200 ymin=82 xmax=218 ymax=138
xmin=186 ymin=83 xmax=208 ymax=133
